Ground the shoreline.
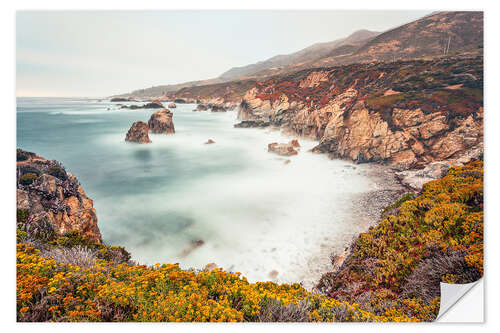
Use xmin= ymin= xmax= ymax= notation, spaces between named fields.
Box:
xmin=298 ymin=162 xmax=407 ymax=291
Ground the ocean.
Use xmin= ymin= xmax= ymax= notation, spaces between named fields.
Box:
xmin=17 ymin=97 xmax=375 ymax=287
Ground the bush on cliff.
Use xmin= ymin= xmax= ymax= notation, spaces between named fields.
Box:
xmin=19 ymin=173 xmax=38 ymax=186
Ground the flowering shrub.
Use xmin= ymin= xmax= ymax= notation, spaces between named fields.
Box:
xmin=17 ymin=241 xmax=394 ymax=322
xmin=16 ymin=161 xmax=482 ymax=322
xmin=317 ymin=161 xmax=483 ymax=321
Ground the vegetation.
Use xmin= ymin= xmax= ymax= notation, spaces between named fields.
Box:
xmin=317 ymin=161 xmax=483 ymax=320
xmin=251 ymin=56 xmax=483 ymax=131
xmin=16 ymin=161 xmax=483 ymax=322
xmin=19 ymin=173 xmax=38 ymax=186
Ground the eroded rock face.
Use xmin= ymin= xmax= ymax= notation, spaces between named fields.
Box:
xmin=268 ymin=140 xmax=300 ymax=156
xmin=168 ymin=102 xmax=177 ymax=108
xmin=125 ymin=121 xmax=152 ymax=143
xmin=16 ymin=150 xmax=102 ymax=242
xmin=236 ymin=60 xmax=483 ymax=171
xmin=148 ymin=109 xmax=175 ymax=134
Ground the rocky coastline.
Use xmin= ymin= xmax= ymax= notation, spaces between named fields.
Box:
xmin=16 ymin=149 xmax=102 ymax=243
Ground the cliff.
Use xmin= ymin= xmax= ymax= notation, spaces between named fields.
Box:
xmin=237 ymin=55 xmax=483 ymax=170
xmin=16 ymin=149 xmax=102 ymax=243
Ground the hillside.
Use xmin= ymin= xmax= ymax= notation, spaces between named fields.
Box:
xmin=219 ymin=29 xmax=380 ymax=80
xmin=117 ymin=11 xmax=482 ymax=99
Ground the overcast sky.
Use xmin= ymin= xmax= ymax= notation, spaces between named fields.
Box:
xmin=16 ymin=10 xmax=432 ymax=97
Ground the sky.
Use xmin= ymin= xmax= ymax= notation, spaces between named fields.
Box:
xmin=16 ymin=10 xmax=432 ymax=97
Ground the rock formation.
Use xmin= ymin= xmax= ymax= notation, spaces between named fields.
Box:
xmin=237 ymin=56 xmax=483 ymax=170
xmin=16 ymin=149 xmax=102 ymax=242
xmin=144 ymin=100 xmax=164 ymax=109
xmin=204 ymin=139 xmax=215 ymax=144
xmin=168 ymin=102 xmax=177 ymax=108
xmin=268 ymin=140 xmax=300 ymax=156
xmin=110 ymin=97 xmax=129 ymax=102
xmin=234 ymin=120 xmax=270 ymax=128
xmin=125 ymin=121 xmax=152 ymax=143
xmin=148 ymin=109 xmax=175 ymax=134
xmin=193 ymin=104 xmax=208 ymax=111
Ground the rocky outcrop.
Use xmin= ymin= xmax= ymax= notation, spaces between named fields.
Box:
xmin=144 ymin=100 xmax=164 ymax=109
xmin=119 ymin=100 xmax=164 ymax=110
xmin=125 ymin=121 xmax=152 ymax=143
xmin=16 ymin=149 xmax=102 ymax=242
xmin=168 ymin=102 xmax=177 ymax=108
xmin=395 ymin=161 xmax=451 ymax=191
xmin=236 ymin=57 xmax=483 ymax=170
xmin=110 ymin=97 xmax=133 ymax=102
xmin=268 ymin=140 xmax=300 ymax=156
xmin=193 ymin=104 xmax=208 ymax=111
xmin=148 ymin=109 xmax=175 ymax=134
xmin=234 ymin=120 xmax=270 ymax=128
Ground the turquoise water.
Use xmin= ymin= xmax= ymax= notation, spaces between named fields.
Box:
xmin=17 ymin=97 xmax=374 ymax=286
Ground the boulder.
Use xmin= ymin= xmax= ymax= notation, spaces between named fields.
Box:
xmin=148 ymin=109 xmax=175 ymax=134
xmin=204 ymin=263 xmax=218 ymax=271
xmin=396 ymin=161 xmax=451 ymax=191
xmin=268 ymin=140 xmax=300 ymax=156
xmin=143 ymin=100 xmax=164 ymax=109
xmin=234 ymin=120 xmax=270 ymax=128
xmin=210 ymin=105 xmax=226 ymax=112
xmin=16 ymin=150 xmax=102 ymax=242
xmin=193 ymin=104 xmax=208 ymax=111
xmin=125 ymin=121 xmax=152 ymax=143
xmin=110 ymin=97 xmax=128 ymax=102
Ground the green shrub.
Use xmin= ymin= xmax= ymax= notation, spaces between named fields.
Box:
xmin=19 ymin=173 xmax=38 ymax=185
xmin=381 ymin=192 xmax=417 ymax=218
xmin=17 ymin=209 xmax=30 ymax=223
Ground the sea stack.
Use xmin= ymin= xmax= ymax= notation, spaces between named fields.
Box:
xmin=268 ymin=140 xmax=300 ymax=156
xmin=125 ymin=121 xmax=152 ymax=143
xmin=148 ymin=109 xmax=175 ymax=134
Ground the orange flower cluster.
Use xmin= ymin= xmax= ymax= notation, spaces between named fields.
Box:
xmin=16 ymin=161 xmax=483 ymax=322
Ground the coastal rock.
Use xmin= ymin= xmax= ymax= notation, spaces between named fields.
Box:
xmin=234 ymin=120 xmax=270 ymax=128
xmin=143 ymin=99 xmax=164 ymax=109
xmin=193 ymin=104 xmax=208 ymax=111
xmin=110 ymin=97 xmax=128 ymax=102
xmin=204 ymin=139 xmax=215 ymax=144
xmin=125 ymin=121 xmax=152 ymax=143
xmin=268 ymin=270 xmax=279 ymax=279
xmin=148 ymin=109 xmax=175 ymax=134
xmin=16 ymin=149 xmax=102 ymax=242
xmin=168 ymin=102 xmax=177 ymax=108
xmin=396 ymin=161 xmax=451 ymax=191
xmin=179 ymin=239 xmax=205 ymax=257
xmin=204 ymin=263 xmax=218 ymax=271
xmin=236 ymin=58 xmax=483 ymax=170
xmin=268 ymin=140 xmax=300 ymax=156
xmin=210 ymin=105 xmax=227 ymax=112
